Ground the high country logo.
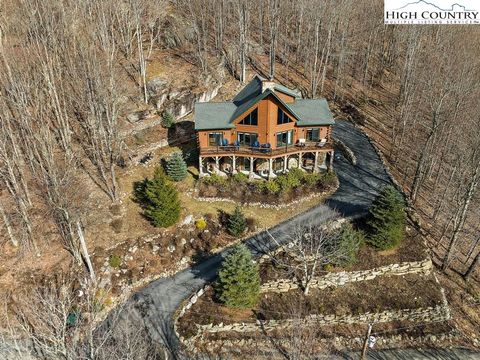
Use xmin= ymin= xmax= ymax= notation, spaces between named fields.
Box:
xmin=384 ymin=0 xmax=480 ymax=24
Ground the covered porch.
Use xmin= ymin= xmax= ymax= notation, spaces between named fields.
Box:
xmin=199 ymin=150 xmax=333 ymax=180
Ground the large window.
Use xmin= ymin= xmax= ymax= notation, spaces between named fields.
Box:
xmin=208 ymin=132 xmax=223 ymax=146
xmin=277 ymin=108 xmax=293 ymax=125
xmin=237 ymin=132 xmax=258 ymax=146
xmin=276 ymin=130 xmax=293 ymax=147
xmin=306 ymin=128 xmax=320 ymax=141
xmin=239 ymin=108 xmax=258 ymax=126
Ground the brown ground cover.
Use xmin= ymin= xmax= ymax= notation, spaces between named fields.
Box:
xmin=260 ymin=228 xmax=428 ymax=283
xmin=177 ymin=272 xmax=443 ymax=338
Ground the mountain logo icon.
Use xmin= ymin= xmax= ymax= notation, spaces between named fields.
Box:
xmin=394 ymin=0 xmax=474 ymax=11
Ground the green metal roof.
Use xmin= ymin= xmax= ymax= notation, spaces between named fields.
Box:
xmin=194 ymin=75 xmax=334 ymax=130
xmin=194 ymin=102 xmax=236 ymax=130
xmin=290 ymin=99 xmax=335 ymax=126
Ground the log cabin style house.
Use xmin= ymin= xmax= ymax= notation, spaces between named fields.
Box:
xmin=194 ymin=75 xmax=335 ymax=179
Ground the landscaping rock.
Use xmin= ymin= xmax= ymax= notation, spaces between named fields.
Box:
xmin=182 ymin=215 xmax=194 ymax=226
xmin=168 ymin=244 xmax=176 ymax=253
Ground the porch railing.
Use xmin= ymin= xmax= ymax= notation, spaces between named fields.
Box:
xmin=200 ymin=142 xmax=332 ymax=156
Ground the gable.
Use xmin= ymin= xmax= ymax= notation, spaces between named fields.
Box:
xmin=194 ymin=75 xmax=334 ymax=131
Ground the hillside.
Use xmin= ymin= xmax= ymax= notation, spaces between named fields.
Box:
xmin=0 ymin=0 xmax=479 ymax=358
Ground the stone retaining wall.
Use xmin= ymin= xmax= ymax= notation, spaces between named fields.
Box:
xmin=260 ymin=258 xmax=432 ymax=293
xmin=202 ymin=330 xmax=459 ymax=353
xmin=188 ymin=185 xmax=337 ymax=210
xmin=174 ymin=284 xmax=212 ymax=345
xmin=194 ymin=304 xmax=450 ymax=335
xmin=333 ymin=138 xmax=357 ymax=165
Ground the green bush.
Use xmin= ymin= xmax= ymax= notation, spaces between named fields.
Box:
xmin=303 ymin=172 xmax=322 ymax=187
xmin=142 ymin=167 xmax=181 ymax=227
xmin=253 ymin=180 xmax=267 ymax=193
xmin=195 ymin=218 xmax=207 ymax=231
xmin=288 ymin=168 xmax=305 ymax=181
xmin=320 ymin=171 xmax=337 ymax=188
xmin=216 ymin=244 xmax=260 ymax=308
xmin=161 ymin=111 xmax=175 ymax=128
xmin=323 ymin=264 xmax=334 ymax=272
xmin=265 ymin=180 xmax=281 ymax=194
xmin=275 ymin=168 xmax=304 ymax=193
xmin=166 ymin=152 xmax=187 ymax=181
xmin=201 ymin=173 xmax=227 ymax=186
xmin=109 ymin=255 xmax=121 ymax=268
xmin=228 ymin=205 xmax=247 ymax=237
xmin=232 ymin=172 xmax=248 ymax=183
xmin=366 ymin=186 xmax=406 ymax=250
xmin=335 ymin=222 xmax=364 ymax=266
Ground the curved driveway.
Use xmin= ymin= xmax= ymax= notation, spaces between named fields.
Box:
xmin=104 ymin=120 xmax=393 ymax=356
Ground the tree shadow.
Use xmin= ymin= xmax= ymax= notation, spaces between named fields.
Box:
xmin=132 ymin=178 xmax=149 ymax=208
xmin=167 ymin=121 xmax=195 ymax=147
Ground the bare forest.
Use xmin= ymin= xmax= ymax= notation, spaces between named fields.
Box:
xmin=0 ymin=0 xmax=479 ymax=358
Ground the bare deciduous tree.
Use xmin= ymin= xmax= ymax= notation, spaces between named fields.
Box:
xmin=267 ymin=216 xmax=356 ymax=295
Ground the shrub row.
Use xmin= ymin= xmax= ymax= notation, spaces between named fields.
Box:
xmin=201 ymin=169 xmax=336 ymax=196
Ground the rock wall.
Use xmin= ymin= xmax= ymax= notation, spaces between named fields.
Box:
xmin=187 ymin=187 xmax=336 ymax=210
xmin=260 ymin=258 xmax=432 ymax=293
xmin=174 ymin=285 xmax=212 ymax=345
xmin=123 ymin=78 xmax=222 ymax=137
xmin=202 ymin=330 xmax=459 ymax=353
xmin=333 ymin=138 xmax=357 ymax=165
xmin=194 ymin=304 xmax=450 ymax=335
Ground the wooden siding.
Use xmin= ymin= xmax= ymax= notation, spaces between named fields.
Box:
xmin=198 ymin=95 xmax=331 ymax=150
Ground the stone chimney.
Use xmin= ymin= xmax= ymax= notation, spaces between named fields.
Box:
xmin=261 ymin=80 xmax=276 ymax=93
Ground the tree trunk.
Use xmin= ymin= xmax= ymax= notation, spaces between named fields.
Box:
xmin=0 ymin=203 xmax=17 ymax=247
xmin=464 ymin=250 xmax=480 ymax=281
xmin=442 ymin=158 xmax=480 ymax=270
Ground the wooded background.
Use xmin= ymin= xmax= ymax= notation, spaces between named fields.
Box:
xmin=0 ymin=0 xmax=479 ymax=284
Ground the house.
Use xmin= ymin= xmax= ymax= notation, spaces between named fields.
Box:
xmin=194 ymin=75 xmax=335 ymax=179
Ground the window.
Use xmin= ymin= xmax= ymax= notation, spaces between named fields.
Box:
xmin=277 ymin=108 xmax=293 ymax=125
xmin=239 ymin=108 xmax=258 ymax=126
xmin=306 ymin=128 xmax=320 ymax=141
xmin=237 ymin=132 xmax=258 ymax=146
xmin=208 ymin=132 xmax=223 ymax=146
xmin=276 ymin=130 xmax=293 ymax=147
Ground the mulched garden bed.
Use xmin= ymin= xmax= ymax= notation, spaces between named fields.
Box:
xmin=177 ymin=273 xmax=444 ymax=337
xmin=197 ymin=171 xmax=338 ymax=205
xmin=260 ymin=228 xmax=429 ymax=283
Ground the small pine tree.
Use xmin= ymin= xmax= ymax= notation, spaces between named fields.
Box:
xmin=161 ymin=111 xmax=175 ymax=128
xmin=366 ymin=186 xmax=406 ymax=250
xmin=335 ymin=223 xmax=364 ymax=266
xmin=166 ymin=152 xmax=187 ymax=181
xmin=143 ymin=167 xmax=181 ymax=227
xmin=228 ymin=206 xmax=247 ymax=237
xmin=216 ymin=244 xmax=260 ymax=308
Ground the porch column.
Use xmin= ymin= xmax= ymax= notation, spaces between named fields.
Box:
xmin=283 ymin=155 xmax=288 ymax=173
xmin=232 ymin=156 xmax=237 ymax=174
xmin=268 ymin=158 xmax=274 ymax=179
xmin=313 ymin=152 xmax=319 ymax=173
xmin=298 ymin=152 xmax=303 ymax=169
xmin=328 ymin=150 xmax=334 ymax=170
xmin=215 ymin=156 xmax=220 ymax=173
xmin=249 ymin=157 xmax=254 ymax=178
xmin=199 ymin=156 xmax=204 ymax=176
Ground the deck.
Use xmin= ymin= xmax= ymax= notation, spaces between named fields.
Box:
xmin=199 ymin=143 xmax=333 ymax=159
